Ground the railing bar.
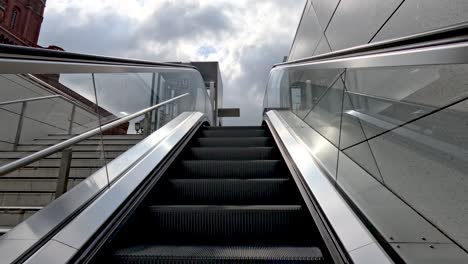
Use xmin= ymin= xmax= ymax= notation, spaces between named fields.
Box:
xmin=13 ymin=102 xmax=26 ymax=151
xmin=0 ymin=94 xmax=61 ymax=106
xmin=68 ymin=104 xmax=76 ymax=135
xmin=0 ymin=93 xmax=190 ymax=176
xmin=25 ymin=75 xmax=98 ymax=115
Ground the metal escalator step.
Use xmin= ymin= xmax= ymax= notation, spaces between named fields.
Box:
xmin=187 ymin=147 xmax=278 ymax=160
xmin=173 ymin=160 xmax=287 ymax=178
xmin=112 ymin=245 xmax=324 ymax=263
xmin=144 ymin=205 xmax=311 ymax=243
xmin=195 ymin=137 xmax=273 ymax=147
xmin=153 ymin=178 xmax=298 ymax=205
xmin=200 ymin=129 xmax=267 ymax=137
xmin=203 ymin=126 xmax=264 ymax=130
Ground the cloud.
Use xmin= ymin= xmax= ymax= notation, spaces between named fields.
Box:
xmin=39 ymin=0 xmax=305 ymax=125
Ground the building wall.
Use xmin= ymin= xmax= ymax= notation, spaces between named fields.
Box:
xmin=289 ymin=0 xmax=468 ymax=61
xmin=280 ymin=0 xmax=468 ymax=259
xmin=0 ymin=0 xmax=45 ymax=46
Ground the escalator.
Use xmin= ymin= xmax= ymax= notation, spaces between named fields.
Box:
xmin=91 ymin=125 xmax=331 ymax=263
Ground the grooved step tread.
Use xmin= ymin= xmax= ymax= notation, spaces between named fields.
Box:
xmin=187 ymin=147 xmax=278 ymax=160
xmin=172 ymin=160 xmax=287 ymax=178
xmin=200 ymin=130 xmax=267 ymax=138
xmin=203 ymin=126 xmax=264 ymax=129
xmin=143 ymin=205 xmax=312 ymax=244
xmin=195 ymin=137 xmax=273 ymax=147
xmin=152 ymin=178 xmax=298 ymax=205
xmin=112 ymin=245 xmax=324 ymax=263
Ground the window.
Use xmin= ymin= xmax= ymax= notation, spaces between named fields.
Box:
xmin=11 ymin=8 xmax=19 ymax=30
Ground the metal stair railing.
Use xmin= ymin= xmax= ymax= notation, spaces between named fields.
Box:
xmin=0 ymin=92 xmax=189 ymax=197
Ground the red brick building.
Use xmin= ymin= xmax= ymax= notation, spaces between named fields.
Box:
xmin=0 ymin=0 xmax=45 ymax=46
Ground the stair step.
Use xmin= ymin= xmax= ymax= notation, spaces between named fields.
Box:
xmin=200 ymin=129 xmax=267 ymax=138
xmin=15 ymin=144 xmax=133 ymax=152
xmin=0 ymin=226 xmax=11 ymax=236
xmin=2 ymin=167 xmax=99 ymax=178
xmin=172 ymin=160 xmax=287 ymax=178
xmin=0 ymin=192 xmax=55 ymax=206
xmin=152 ymin=178 xmax=298 ymax=205
xmin=32 ymin=139 xmax=141 ymax=145
xmin=112 ymin=245 xmax=324 ymax=263
xmin=0 ymin=178 xmax=82 ymax=192
xmin=0 ymin=206 xmax=42 ymax=226
xmin=203 ymin=126 xmax=264 ymax=130
xmin=187 ymin=147 xmax=278 ymax=160
xmin=195 ymin=137 xmax=273 ymax=147
xmin=0 ymin=158 xmax=109 ymax=168
xmin=142 ymin=205 xmax=311 ymax=244
xmin=43 ymin=135 xmax=144 ymax=140
xmin=0 ymin=151 xmax=123 ymax=159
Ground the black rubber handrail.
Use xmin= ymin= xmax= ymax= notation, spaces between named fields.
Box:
xmin=0 ymin=44 xmax=196 ymax=69
xmin=276 ymin=22 xmax=468 ymax=67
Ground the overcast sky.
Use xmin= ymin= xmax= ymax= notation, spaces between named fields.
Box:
xmin=38 ymin=0 xmax=305 ymax=125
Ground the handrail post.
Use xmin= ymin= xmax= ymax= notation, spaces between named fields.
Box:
xmin=0 ymin=93 xmax=189 ymax=176
xmin=68 ymin=104 xmax=76 ymax=135
xmin=55 ymin=148 xmax=73 ymax=198
xmin=13 ymin=101 xmax=27 ymax=151
xmin=143 ymin=113 xmax=150 ymax=137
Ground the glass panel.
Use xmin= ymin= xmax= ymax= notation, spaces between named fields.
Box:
xmin=345 ymin=64 xmax=468 ymax=138
xmin=279 ymin=111 xmax=339 ymax=179
xmin=336 ymin=152 xmax=451 ymax=244
xmin=303 ymin=75 xmax=344 ymax=146
xmin=92 ymin=70 xmax=209 ymax=183
xmin=340 ymin=89 xmax=370 ymax=149
xmin=288 ymin=68 xmax=343 ymax=119
xmin=343 ymin=141 xmax=383 ymax=183
xmin=0 ymin=73 xmax=106 ymax=229
xmin=0 ymin=104 xmax=21 ymax=151
xmin=368 ymin=98 xmax=468 ymax=249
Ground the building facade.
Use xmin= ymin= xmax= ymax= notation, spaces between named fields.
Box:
xmin=0 ymin=0 xmax=45 ymax=46
xmin=289 ymin=0 xmax=468 ymax=61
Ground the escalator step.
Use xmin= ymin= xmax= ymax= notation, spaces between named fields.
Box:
xmin=187 ymin=147 xmax=278 ymax=160
xmin=112 ymin=245 xmax=324 ymax=263
xmin=195 ymin=137 xmax=273 ymax=147
xmin=172 ymin=160 xmax=287 ymax=178
xmin=152 ymin=178 xmax=298 ymax=205
xmin=203 ymin=126 xmax=264 ymax=130
xmin=142 ymin=205 xmax=312 ymax=243
xmin=200 ymin=129 xmax=267 ymax=138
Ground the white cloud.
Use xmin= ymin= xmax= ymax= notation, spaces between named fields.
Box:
xmin=39 ymin=0 xmax=305 ymax=125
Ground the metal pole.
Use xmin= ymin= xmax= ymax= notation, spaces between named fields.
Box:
xmin=55 ymin=148 xmax=73 ymax=198
xmin=13 ymin=102 xmax=27 ymax=151
xmin=149 ymin=73 xmax=156 ymax=134
xmin=155 ymin=74 xmax=162 ymax=130
xmin=68 ymin=104 xmax=76 ymax=135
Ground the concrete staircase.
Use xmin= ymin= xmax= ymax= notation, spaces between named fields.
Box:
xmin=0 ymin=134 xmax=143 ymax=234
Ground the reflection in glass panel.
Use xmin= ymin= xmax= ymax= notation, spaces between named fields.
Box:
xmin=278 ymin=111 xmax=339 ymax=179
xmin=0 ymin=73 xmax=107 ymax=229
xmin=368 ymin=98 xmax=468 ymax=250
xmin=345 ymin=64 xmax=468 ymax=137
xmin=0 ymin=104 xmax=21 ymax=151
xmin=289 ymin=68 xmax=343 ymax=119
xmin=264 ymin=67 xmax=291 ymax=111
xmin=343 ymin=141 xmax=383 ymax=183
xmin=303 ymin=76 xmax=344 ymax=146
xmin=336 ymin=152 xmax=451 ymax=244
xmin=340 ymin=89 xmax=369 ymax=149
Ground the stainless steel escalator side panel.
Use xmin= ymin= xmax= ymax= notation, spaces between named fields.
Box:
xmin=23 ymin=112 xmax=205 ymax=264
xmin=265 ymin=110 xmax=393 ymax=264
xmin=0 ymin=112 xmax=199 ymax=264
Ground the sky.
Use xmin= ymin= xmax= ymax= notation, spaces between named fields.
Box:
xmin=38 ymin=0 xmax=306 ymax=125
